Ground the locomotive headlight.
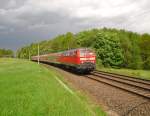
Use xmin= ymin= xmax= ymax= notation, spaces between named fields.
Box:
xmin=80 ymin=58 xmax=86 ymax=60
xmin=80 ymin=57 xmax=95 ymax=60
xmin=89 ymin=57 xmax=95 ymax=60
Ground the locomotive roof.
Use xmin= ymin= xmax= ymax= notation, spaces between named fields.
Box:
xmin=32 ymin=48 xmax=94 ymax=57
xmin=58 ymin=48 xmax=94 ymax=53
xmin=68 ymin=48 xmax=92 ymax=51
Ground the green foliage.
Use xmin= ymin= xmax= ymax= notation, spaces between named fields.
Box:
xmin=0 ymin=49 xmax=14 ymax=57
xmin=17 ymin=28 xmax=150 ymax=70
xmin=140 ymin=33 xmax=150 ymax=69
xmin=144 ymin=57 xmax=150 ymax=69
xmin=93 ymin=32 xmax=124 ymax=67
xmin=119 ymin=31 xmax=132 ymax=68
xmin=128 ymin=33 xmax=142 ymax=69
xmin=96 ymin=58 xmax=103 ymax=68
xmin=76 ymin=29 xmax=99 ymax=47
xmin=98 ymin=67 xmax=150 ymax=80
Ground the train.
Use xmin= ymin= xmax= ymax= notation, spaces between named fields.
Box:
xmin=31 ymin=48 xmax=96 ymax=73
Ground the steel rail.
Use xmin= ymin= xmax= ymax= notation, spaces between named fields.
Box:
xmin=85 ymin=72 xmax=150 ymax=99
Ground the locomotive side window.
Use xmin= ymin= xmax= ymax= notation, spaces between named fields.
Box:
xmin=70 ymin=50 xmax=76 ymax=56
xmin=73 ymin=51 xmax=77 ymax=56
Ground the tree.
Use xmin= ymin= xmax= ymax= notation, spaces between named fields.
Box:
xmin=0 ymin=49 xmax=14 ymax=57
xmin=128 ymin=33 xmax=142 ymax=69
xmin=140 ymin=34 xmax=150 ymax=69
xmin=93 ymin=32 xmax=124 ymax=68
xmin=119 ymin=31 xmax=132 ymax=68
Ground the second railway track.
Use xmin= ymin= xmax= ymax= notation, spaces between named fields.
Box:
xmin=94 ymin=70 xmax=150 ymax=85
xmin=86 ymin=70 xmax=150 ymax=99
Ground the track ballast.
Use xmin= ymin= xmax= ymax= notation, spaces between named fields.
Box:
xmin=86 ymin=70 xmax=150 ymax=99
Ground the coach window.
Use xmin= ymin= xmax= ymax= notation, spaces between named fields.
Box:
xmin=66 ymin=52 xmax=68 ymax=56
xmin=68 ymin=51 xmax=71 ymax=56
xmin=71 ymin=51 xmax=74 ymax=56
xmin=72 ymin=51 xmax=74 ymax=56
xmin=69 ymin=52 xmax=72 ymax=56
xmin=67 ymin=52 xmax=70 ymax=56
xmin=63 ymin=52 xmax=66 ymax=56
xmin=66 ymin=52 xmax=69 ymax=56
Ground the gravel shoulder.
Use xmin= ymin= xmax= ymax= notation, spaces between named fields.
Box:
xmin=43 ymin=64 xmax=150 ymax=116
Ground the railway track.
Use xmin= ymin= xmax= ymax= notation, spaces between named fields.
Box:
xmin=85 ymin=70 xmax=150 ymax=99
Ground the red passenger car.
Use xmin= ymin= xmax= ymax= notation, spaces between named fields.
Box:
xmin=32 ymin=48 xmax=96 ymax=73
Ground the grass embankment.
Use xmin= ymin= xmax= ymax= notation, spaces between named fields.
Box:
xmin=97 ymin=67 xmax=150 ymax=80
xmin=0 ymin=58 xmax=106 ymax=116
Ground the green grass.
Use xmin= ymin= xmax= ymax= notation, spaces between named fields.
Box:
xmin=0 ymin=58 xmax=106 ymax=116
xmin=97 ymin=67 xmax=150 ymax=80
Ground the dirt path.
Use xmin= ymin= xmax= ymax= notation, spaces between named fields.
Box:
xmin=43 ymin=64 xmax=150 ymax=116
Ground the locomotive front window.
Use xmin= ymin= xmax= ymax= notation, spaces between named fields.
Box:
xmin=80 ymin=50 xmax=85 ymax=57
xmin=80 ymin=49 xmax=94 ymax=57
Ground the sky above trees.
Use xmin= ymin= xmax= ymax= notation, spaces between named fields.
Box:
xmin=0 ymin=0 xmax=150 ymax=50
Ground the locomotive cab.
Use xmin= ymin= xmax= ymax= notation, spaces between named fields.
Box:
xmin=77 ymin=48 xmax=96 ymax=73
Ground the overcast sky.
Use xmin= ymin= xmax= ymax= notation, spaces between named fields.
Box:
xmin=0 ymin=0 xmax=150 ymax=51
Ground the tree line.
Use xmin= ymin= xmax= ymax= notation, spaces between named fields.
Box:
xmin=17 ymin=28 xmax=150 ymax=70
xmin=0 ymin=49 xmax=14 ymax=58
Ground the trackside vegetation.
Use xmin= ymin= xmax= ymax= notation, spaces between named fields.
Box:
xmin=0 ymin=49 xmax=14 ymax=58
xmin=17 ymin=28 xmax=150 ymax=70
xmin=97 ymin=67 xmax=150 ymax=80
xmin=0 ymin=58 xmax=106 ymax=116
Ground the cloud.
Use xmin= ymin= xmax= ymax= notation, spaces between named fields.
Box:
xmin=0 ymin=0 xmax=150 ymax=50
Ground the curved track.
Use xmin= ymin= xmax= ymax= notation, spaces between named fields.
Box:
xmin=86 ymin=70 xmax=150 ymax=99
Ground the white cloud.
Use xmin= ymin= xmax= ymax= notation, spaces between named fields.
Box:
xmin=0 ymin=0 xmax=150 ymax=50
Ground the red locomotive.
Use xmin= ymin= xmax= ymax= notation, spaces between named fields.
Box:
xmin=32 ymin=48 xmax=96 ymax=73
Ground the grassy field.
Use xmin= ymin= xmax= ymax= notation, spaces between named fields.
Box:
xmin=97 ymin=67 xmax=150 ymax=80
xmin=0 ymin=58 xmax=106 ymax=116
